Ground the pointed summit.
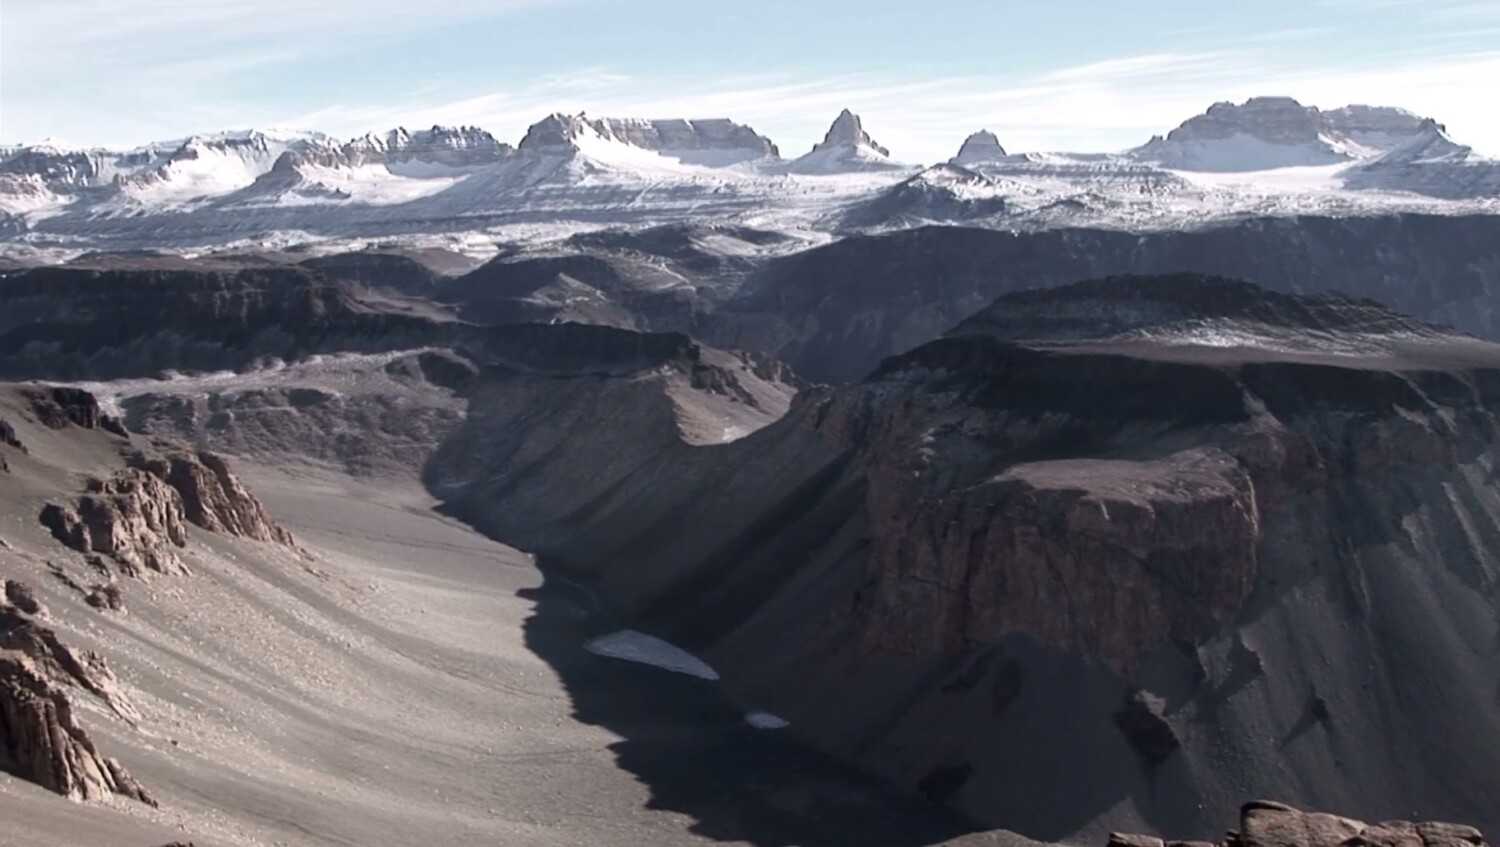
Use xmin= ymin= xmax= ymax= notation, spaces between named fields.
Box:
xmin=953 ymin=130 xmax=1008 ymax=165
xmin=788 ymin=110 xmax=902 ymax=174
xmin=815 ymin=109 xmax=890 ymax=157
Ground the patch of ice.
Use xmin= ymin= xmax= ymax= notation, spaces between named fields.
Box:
xmin=585 ymin=630 xmax=719 ymax=680
xmin=745 ymin=711 xmax=789 ymax=730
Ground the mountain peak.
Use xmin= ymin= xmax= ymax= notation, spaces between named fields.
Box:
xmin=816 ymin=109 xmax=889 ymax=156
xmin=953 ymin=130 xmax=1008 ymax=165
xmin=518 ymin=113 xmax=602 ymax=152
xmin=1133 ymin=96 xmax=1449 ymax=172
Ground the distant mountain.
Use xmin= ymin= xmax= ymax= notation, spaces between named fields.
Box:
xmin=1130 ymin=96 xmax=1439 ymax=171
xmin=0 ymin=98 xmax=1495 ymax=253
xmin=787 ymin=109 xmax=908 ymax=175
xmin=952 ymin=130 xmax=1009 ymax=166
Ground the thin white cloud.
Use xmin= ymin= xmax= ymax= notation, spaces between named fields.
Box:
xmin=257 ymin=46 xmax=1500 ymax=162
xmin=4 ymin=3 xmax=1498 ymax=163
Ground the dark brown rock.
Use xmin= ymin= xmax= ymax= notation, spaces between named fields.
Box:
xmin=1112 ymin=691 xmax=1180 ymax=762
xmin=85 ymin=584 xmax=124 ymax=612
xmin=0 ymin=419 xmax=22 ymax=451
xmin=0 ymin=603 xmax=138 ymax=720
xmin=865 ymin=447 xmax=1259 ymax=668
xmin=23 ymin=387 xmax=122 ymax=433
xmin=4 ymin=580 xmax=45 ymax=617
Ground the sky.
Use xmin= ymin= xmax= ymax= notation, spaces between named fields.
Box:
xmin=3 ymin=0 xmax=1499 ymax=162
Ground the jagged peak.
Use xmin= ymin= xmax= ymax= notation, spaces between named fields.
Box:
xmin=813 ymin=109 xmax=890 ymax=157
xmin=518 ymin=112 xmax=612 ymax=152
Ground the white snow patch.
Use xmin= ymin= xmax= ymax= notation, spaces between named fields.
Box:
xmin=585 ymin=630 xmax=720 ymax=680
xmin=745 ymin=711 xmax=789 ymax=730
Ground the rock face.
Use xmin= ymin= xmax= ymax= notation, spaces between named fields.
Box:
xmin=127 ymin=450 xmax=295 ymax=546
xmin=864 ymin=448 xmax=1259 ymax=665
xmin=41 ymin=470 xmax=191 ymax=578
xmin=0 ymin=265 xmax=438 ymax=380
xmin=1110 ymin=801 xmax=1489 ymax=847
xmin=0 ymin=418 xmax=22 ymax=450
xmin=4 ymin=580 xmax=45 ymax=617
xmin=36 ymin=439 xmax=293 ymax=575
xmin=0 ymin=650 xmax=152 ymax=804
xmin=516 ymin=113 xmax=778 ymax=165
xmin=0 ymin=598 xmax=137 ymax=721
xmin=23 ymin=386 xmax=125 ymax=435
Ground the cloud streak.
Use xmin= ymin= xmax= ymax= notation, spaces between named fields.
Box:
xmin=264 ymin=48 xmax=1500 ymax=162
xmin=4 ymin=1 xmax=1498 ymax=162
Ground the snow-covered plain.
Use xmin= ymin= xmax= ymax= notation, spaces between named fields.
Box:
xmin=2 ymin=99 xmax=1498 ymax=260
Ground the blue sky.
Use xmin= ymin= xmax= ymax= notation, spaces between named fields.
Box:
xmin=4 ymin=0 xmax=1499 ymax=161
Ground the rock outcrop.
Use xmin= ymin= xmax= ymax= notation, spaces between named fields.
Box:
xmin=38 ymin=447 xmax=295 ymax=575
xmin=0 ymin=597 xmax=138 ymax=721
xmin=1108 ymin=801 xmax=1488 ymax=847
xmin=23 ymin=386 xmax=127 ymax=435
xmin=864 ymin=447 xmax=1259 ymax=665
xmin=0 ymin=418 xmax=22 ymax=450
xmin=40 ymin=470 xmax=191 ymax=578
xmin=0 ymin=650 xmax=153 ymax=804
xmin=127 ymin=450 xmax=295 ymax=546
xmin=713 ymin=216 xmax=1500 ymax=383
xmin=4 ymin=579 xmax=46 ymax=617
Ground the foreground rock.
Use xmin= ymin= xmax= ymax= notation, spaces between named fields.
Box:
xmin=1109 ymin=801 xmax=1488 ymax=847
xmin=0 ymin=650 xmax=152 ymax=804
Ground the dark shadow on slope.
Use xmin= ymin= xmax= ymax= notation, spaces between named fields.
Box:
xmin=517 ymin=565 xmax=982 ymax=847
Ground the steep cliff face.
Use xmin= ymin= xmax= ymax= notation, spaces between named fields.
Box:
xmin=430 ymin=275 xmax=1500 ymax=840
xmin=0 ymin=265 xmax=437 ymax=380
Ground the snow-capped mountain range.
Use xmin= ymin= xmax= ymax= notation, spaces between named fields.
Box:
xmin=2 ymin=96 xmax=1497 ymax=257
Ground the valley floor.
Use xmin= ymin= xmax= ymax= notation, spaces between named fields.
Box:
xmin=0 ymin=465 xmax=1016 ymax=847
